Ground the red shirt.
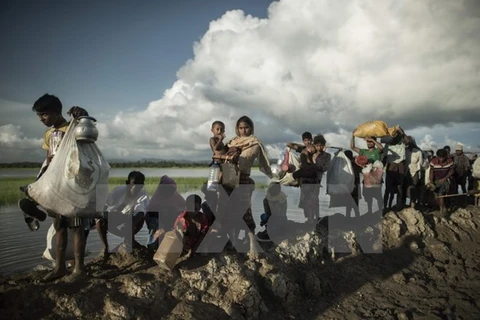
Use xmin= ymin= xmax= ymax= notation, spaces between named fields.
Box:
xmin=173 ymin=210 xmax=209 ymax=236
xmin=173 ymin=210 xmax=209 ymax=250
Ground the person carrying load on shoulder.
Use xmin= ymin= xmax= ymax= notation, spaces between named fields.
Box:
xmin=287 ymin=131 xmax=313 ymax=153
xmin=19 ymin=93 xmax=91 ymax=282
xmin=351 ymin=130 xmax=385 ymax=215
xmin=350 ymin=132 xmax=384 ymax=164
xmin=280 ymin=131 xmax=313 ymax=174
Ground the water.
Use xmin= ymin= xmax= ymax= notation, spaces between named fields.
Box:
xmin=0 ymin=168 xmax=371 ymax=275
xmin=0 ymin=168 xmax=267 ymax=179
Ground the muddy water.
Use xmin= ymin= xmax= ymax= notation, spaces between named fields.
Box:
xmin=0 ymin=168 xmax=372 ymax=275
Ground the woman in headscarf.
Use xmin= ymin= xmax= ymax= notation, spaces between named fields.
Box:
xmin=215 ymin=115 xmax=272 ymax=257
xmin=145 ymin=175 xmax=186 ymax=250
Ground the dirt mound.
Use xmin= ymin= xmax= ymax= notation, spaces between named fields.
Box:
xmin=1 ymin=206 xmax=480 ymax=320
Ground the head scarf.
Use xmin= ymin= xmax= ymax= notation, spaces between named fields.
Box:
xmin=147 ymin=175 xmax=185 ymax=212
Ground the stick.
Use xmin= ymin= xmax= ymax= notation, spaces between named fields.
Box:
xmin=436 ymin=190 xmax=480 ymax=199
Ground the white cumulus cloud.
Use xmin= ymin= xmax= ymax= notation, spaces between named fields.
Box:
xmin=2 ymin=0 xmax=480 ymax=162
xmin=0 ymin=124 xmax=43 ymax=162
xmin=100 ymin=0 xmax=480 ymax=160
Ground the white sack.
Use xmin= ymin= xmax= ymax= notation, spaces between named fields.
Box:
xmin=42 ymin=223 xmax=91 ymax=262
xmin=43 ymin=223 xmax=75 ymax=261
xmin=473 ymin=157 xmax=480 ymax=179
xmin=278 ymin=149 xmax=301 ymax=186
xmin=28 ymin=120 xmax=110 ymax=217
xmin=326 ymin=151 xmax=355 ymax=195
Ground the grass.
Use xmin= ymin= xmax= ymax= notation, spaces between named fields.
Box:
xmin=0 ymin=177 xmax=267 ymax=206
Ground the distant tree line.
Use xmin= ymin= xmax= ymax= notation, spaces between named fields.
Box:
xmin=108 ymin=160 xmax=212 ymax=168
xmin=0 ymin=162 xmax=43 ymax=168
xmin=0 ymin=160 xmax=211 ymax=169
xmin=0 ymin=158 xmax=278 ymax=169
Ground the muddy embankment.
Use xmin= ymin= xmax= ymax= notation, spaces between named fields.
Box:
xmin=1 ymin=205 xmax=480 ymax=320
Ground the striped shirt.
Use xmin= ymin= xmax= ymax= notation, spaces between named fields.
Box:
xmin=430 ymin=157 xmax=454 ymax=181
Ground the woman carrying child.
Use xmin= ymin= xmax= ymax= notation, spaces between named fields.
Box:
xmin=215 ymin=115 xmax=272 ymax=258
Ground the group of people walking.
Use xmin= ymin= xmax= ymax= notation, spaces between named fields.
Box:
xmin=17 ymin=93 xmax=480 ymax=282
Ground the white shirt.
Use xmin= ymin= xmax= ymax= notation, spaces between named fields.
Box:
xmin=406 ymin=148 xmax=423 ymax=176
xmin=105 ymin=185 xmax=149 ymax=216
xmin=385 ymin=143 xmax=406 ymax=164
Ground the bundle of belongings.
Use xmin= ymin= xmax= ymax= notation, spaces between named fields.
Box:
xmin=353 ymin=120 xmax=399 ymax=138
xmin=27 ymin=118 xmax=110 ymax=218
xmin=326 ymin=150 xmax=355 ymax=195
xmin=271 ymin=148 xmax=301 ymax=186
xmin=360 ymin=158 xmax=384 ymax=187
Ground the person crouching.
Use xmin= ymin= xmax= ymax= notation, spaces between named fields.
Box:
xmin=174 ymin=194 xmax=209 ymax=257
xmin=256 ymin=182 xmax=288 ymax=242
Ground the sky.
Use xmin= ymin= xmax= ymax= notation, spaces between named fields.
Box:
xmin=1 ymin=0 xmax=480 ymax=163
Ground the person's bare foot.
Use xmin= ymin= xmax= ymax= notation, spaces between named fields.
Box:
xmin=247 ymin=250 xmax=259 ymax=260
xmin=97 ymin=249 xmax=110 ymax=261
xmin=248 ymin=233 xmax=260 ymax=259
xmin=42 ymin=268 xmax=67 ymax=282
xmin=63 ymin=270 xmax=87 ymax=283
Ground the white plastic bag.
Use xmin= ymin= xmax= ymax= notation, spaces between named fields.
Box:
xmin=43 ymin=223 xmax=91 ymax=262
xmin=28 ymin=120 xmax=110 ymax=217
xmin=326 ymin=151 xmax=355 ymax=195
xmin=473 ymin=157 xmax=480 ymax=179
xmin=42 ymin=223 xmax=75 ymax=261
xmin=278 ymin=149 xmax=301 ymax=186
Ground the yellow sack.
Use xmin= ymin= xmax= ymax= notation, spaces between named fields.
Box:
xmin=353 ymin=120 xmax=398 ymax=138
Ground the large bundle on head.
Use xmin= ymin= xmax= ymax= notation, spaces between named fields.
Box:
xmin=353 ymin=120 xmax=398 ymax=138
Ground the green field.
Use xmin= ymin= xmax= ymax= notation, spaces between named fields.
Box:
xmin=0 ymin=177 xmax=267 ymax=206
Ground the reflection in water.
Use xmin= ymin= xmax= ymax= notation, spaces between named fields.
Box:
xmin=0 ymin=170 xmax=372 ymax=275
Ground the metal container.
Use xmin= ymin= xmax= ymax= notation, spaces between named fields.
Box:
xmin=74 ymin=116 xmax=98 ymax=142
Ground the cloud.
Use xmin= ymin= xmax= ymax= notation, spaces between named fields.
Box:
xmin=0 ymin=124 xmax=44 ymax=162
xmin=107 ymin=0 xmax=480 ymax=157
xmin=2 ymin=0 xmax=480 ymax=162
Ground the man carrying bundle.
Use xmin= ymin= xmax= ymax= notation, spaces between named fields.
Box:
xmin=21 ymin=94 xmax=90 ymax=282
